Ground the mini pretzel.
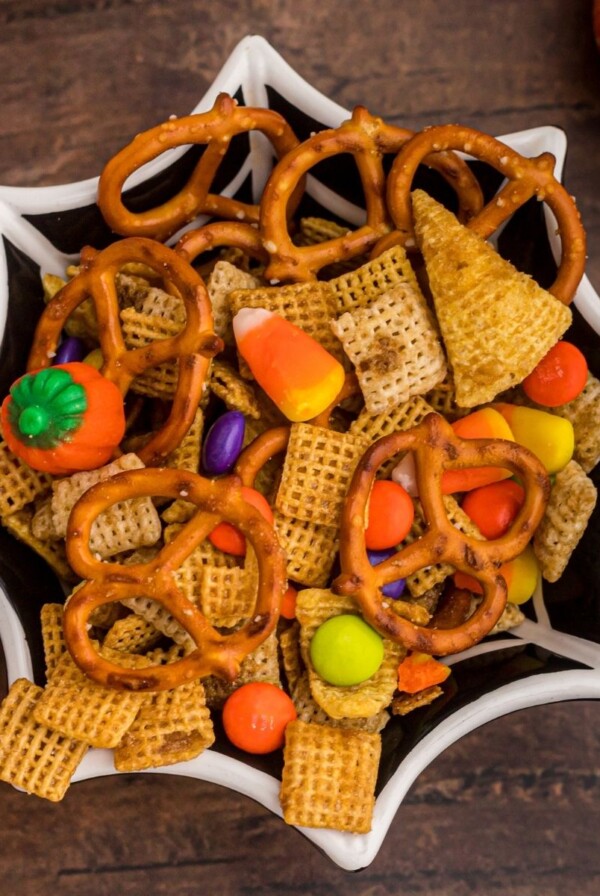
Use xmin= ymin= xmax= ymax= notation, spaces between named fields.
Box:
xmin=333 ymin=413 xmax=550 ymax=655
xmin=234 ymin=425 xmax=291 ymax=487
xmin=97 ymin=93 xmax=301 ymax=241
xmin=62 ymin=467 xmax=287 ymax=690
xmin=176 ymin=220 xmax=268 ymax=267
xmin=27 ymin=237 xmax=221 ymax=465
xmin=259 ymin=106 xmax=484 ymax=282
xmin=384 ymin=124 xmax=586 ymax=303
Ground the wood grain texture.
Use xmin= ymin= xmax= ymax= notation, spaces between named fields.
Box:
xmin=0 ymin=2 xmax=599 ymax=893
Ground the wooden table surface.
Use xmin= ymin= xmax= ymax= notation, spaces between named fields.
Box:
xmin=1 ymin=2 xmax=600 ymax=894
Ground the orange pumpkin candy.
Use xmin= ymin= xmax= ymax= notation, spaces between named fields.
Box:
xmin=1 ymin=362 xmax=126 ymax=475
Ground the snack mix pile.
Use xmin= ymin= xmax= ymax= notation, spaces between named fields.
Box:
xmin=0 ymin=94 xmax=597 ymax=837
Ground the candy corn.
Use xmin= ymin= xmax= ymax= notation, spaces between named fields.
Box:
xmin=493 ymin=403 xmax=574 ymax=474
xmin=232 ymin=308 xmax=345 ymax=422
xmin=442 ymin=407 xmax=515 ymax=494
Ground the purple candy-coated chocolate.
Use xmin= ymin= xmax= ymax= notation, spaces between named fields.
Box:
xmin=202 ymin=411 xmax=246 ymax=475
xmin=367 ymin=548 xmax=406 ymax=600
xmin=52 ymin=336 xmax=86 ymax=366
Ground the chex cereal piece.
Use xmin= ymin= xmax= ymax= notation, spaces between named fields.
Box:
xmin=113 ymin=678 xmax=214 ymax=772
xmin=329 ymin=244 xmax=421 ymax=314
xmin=274 ymin=511 xmax=339 ymax=588
xmin=3 ymin=508 xmax=76 ymax=583
xmin=292 ymin=674 xmax=389 ymax=733
xmin=207 ymin=260 xmax=261 ymax=344
xmin=403 ymin=495 xmax=484 ymax=596
xmin=131 ymin=282 xmax=185 ymax=323
xmin=533 ymin=460 xmax=597 ymax=582
xmin=122 ymin=597 xmax=193 ymax=650
xmin=209 ymin=359 xmax=261 ymax=419
xmin=280 ymin=720 xmax=381 ymax=833
xmin=350 ymin=394 xmax=436 ymax=443
xmin=197 ymin=563 xmax=257 ymax=628
xmin=40 ymin=603 xmax=67 ymax=678
xmin=412 ymin=189 xmax=572 ymax=407
xmin=0 ymin=679 xmax=88 ymax=802
xmin=275 ymin=423 xmax=368 ymax=528
xmin=489 ymin=602 xmax=525 ymax=634
xmin=203 ymin=630 xmax=281 ymax=710
xmin=120 ymin=307 xmax=182 ymax=398
xmin=31 ymin=498 xmax=58 ymax=540
xmin=549 ymin=373 xmax=600 ymax=473
xmin=162 ymin=408 xmax=204 ymax=524
xmin=279 ymin=622 xmax=303 ymax=694
xmin=43 ymin=271 xmax=99 ymax=343
xmin=296 ymin=589 xmax=403 ymax=719
xmin=331 ymin=285 xmax=447 ymax=413
xmin=228 ymin=280 xmax=344 ymax=363
xmin=391 ymin=685 xmax=444 ymax=716
xmin=103 ymin=613 xmax=163 ymax=654
xmin=0 ymin=439 xmax=51 ymax=517
xmin=50 ymin=453 xmax=162 ymax=558
xmin=33 ymin=647 xmax=150 ymax=748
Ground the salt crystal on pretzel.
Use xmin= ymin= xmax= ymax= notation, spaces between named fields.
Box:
xmin=0 ymin=679 xmax=88 ymax=802
xmin=295 ymin=589 xmax=404 ymax=720
xmin=533 ymin=459 xmax=597 ymax=582
xmin=412 ymin=189 xmax=573 ymax=407
xmin=331 ymin=284 xmax=447 ymax=413
xmin=280 ymin=719 xmax=381 ymax=833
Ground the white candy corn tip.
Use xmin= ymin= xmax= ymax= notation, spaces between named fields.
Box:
xmin=391 ymin=452 xmax=419 ymax=497
xmin=232 ymin=307 xmax=272 ymax=343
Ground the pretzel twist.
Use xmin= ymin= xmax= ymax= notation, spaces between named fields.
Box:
xmin=383 ymin=124 xmax=586 ymax=303
xmin=27 ymin=237 xmax=221 ymax=465
xmin=259 ymin=106 xmax=484 ymax=282
xmin=62 ymin=468 xmax=287 ymax=690
xmin=97 ymin=93 xmax=301 ymax=241
xmin=176 ymin=220 xmax=268 ymax=267
xmin=333 ymin=413 xmax=550 ymax=656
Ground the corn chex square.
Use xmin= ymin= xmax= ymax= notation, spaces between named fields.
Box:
xmin=202 ymin=631 xmax=281 ymax=710
xmin=412 ymin=189 xmax=572 ymax=407
xmin=275 ymin=423 xmax=367 ymax=528
xmin=332 ymin=285 xmax=447 ymax=414
xmin=209 ymin=359 xmax=261 ymax=419
xmin=113 ymin=678 xmax=214 ymax=772
xmin=0 ymin=439 xmax=51 ymax=517
xmin=329 ymin=244 xmax=422 ymax=314
xmin=280 ymin=719 xmax=381 ymax=833
xmin=291 ymin=673 xmax=390 ymax=733
xmin=40 ymin=603 xmax=67 ymax=678
xmin=121 ymin=306 xmax=183 ymax=398
xmin=548 ymin=373 xmax=600 ymax=473
xmin=533 ymin=460 xmax=597 ymax=582
xmin=4 ymin=508 xmax=76 ymax=583
xmin=274 ymin=511 xmax=339 ymax=587
xmin=0 ymin=679 xmax=88 ymax=802
xmin=33 ymin=648 xmax=151 ymax=748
